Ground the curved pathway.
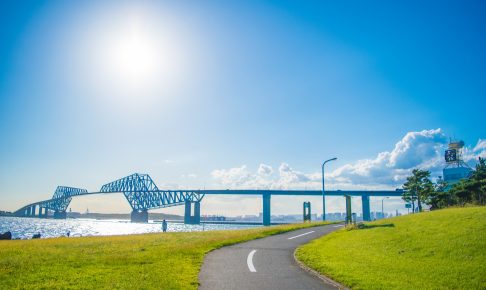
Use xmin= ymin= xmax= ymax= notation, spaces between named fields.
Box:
xmin=198 ymin=224 xmax=343 ymax=290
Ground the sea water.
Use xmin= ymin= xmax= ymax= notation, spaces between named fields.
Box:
xmin=0 ymin=217 xmax=261 ymax=239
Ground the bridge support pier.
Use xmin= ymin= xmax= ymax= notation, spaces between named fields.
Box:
xmin=345 ymin=195 xmax=352 ymax=224
xmin=184 ymin=201 xmax=200 ymax=224
xmin=361 ymin=195 xmax=371 ymax=221
xmin=53 ymin=211 xmax=67 ymax=219
xmin=263 ymin=193 xmax=271 ymax=226
xmin=131 ymin=210 xmax=148 ymax=223
xmin=303 ymin=201 xmax=311 ymax=222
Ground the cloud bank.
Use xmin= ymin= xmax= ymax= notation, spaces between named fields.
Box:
xmin=211 ymin=129 xmax=486 ymax=190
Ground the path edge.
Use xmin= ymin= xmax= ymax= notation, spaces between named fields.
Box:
xmin=293 ymin=248 xmax=349 ymax=290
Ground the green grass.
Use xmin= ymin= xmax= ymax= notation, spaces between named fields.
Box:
xmin=0 ymin=222 xmax=328 ymax=289
xmin=296 ymin=207 xmax=486 ymax=290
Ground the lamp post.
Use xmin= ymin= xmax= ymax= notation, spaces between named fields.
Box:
xmin=381 ymin=197 xmax=389 ymax=219
xmin=322 ymin=157 xmax=337 ymax=221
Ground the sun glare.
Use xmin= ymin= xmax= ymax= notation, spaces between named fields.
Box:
xmin=75 ymin=4 xmax=198 ymax=110
xmin=91 ymin=8 xmax=186 ymax=101
xmin=108 ymin=25 xmax=159 ymax=88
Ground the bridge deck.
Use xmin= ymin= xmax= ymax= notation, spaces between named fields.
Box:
xmin=16 ymin=189 xmax=403 ymax=212
xmin=14 ymin=172 xmax=405 ymax=224
xmin=199 ymin=189 xmax=403 ymax=196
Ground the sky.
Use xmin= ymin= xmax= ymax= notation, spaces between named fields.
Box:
xmin=0 ymin=0 xmax=485 ymax=217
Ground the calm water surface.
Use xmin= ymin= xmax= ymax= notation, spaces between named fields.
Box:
xmin=0 ymin=217 xmax=261 ymax=239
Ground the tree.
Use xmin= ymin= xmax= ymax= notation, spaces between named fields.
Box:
xmin=428 ymin=176 xmax=450 ymax=210
xmin=449 ymin=157 xmax=486 ymax=206
xmin=402 ymin=169 xmax=434 ymax=212
xmin=470 ymin=157 xmax=486 ymax=205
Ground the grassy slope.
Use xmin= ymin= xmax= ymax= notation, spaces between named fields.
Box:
xmin=0 ymin=222 xmax=328 ymax=289
xmin=296 ymin=207 xmax=486 ymax=290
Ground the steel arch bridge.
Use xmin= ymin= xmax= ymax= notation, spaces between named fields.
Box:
xmin=14 ymin=172 xmax=404 ymax=225
xmin=14 ymin=186 xmax=88 ymax=219
xmin=99 ymin=173 xmax=204 ymax=222
xmin=14 ymin=173 xmax=205 ymax=223
xmin=100 ymin=173 xmax=203 ymax=210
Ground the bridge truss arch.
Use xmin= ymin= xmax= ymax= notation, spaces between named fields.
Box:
xmin=14 ymin=186 xmax=88 ymax=218
xmin=99 ymin=173 xmax=205 ymax=212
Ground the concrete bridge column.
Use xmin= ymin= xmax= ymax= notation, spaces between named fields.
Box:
xmin=38 ymin=207 xmax=43 ymax=218
xmin=263 ymin=193 xmax=271 ymax=226
xmin=362 ymin=195 xmax=371 ymax=221
xmin=184 ymin=201 xmax=201 ymax=224
xmin=131 ymin=210 xmax=148 ymax=223
xmin=53 ymin=211 xmax=67 ymax=219
xmin=345 ymin=195 xmax=352 ymax=224
xmin=194 ymin=201 xmax=200 ymax=224
xmin=184 ymin=201 xmax=191 ymax=224
xmin=303 ymin=202 xmax=311 ymax=222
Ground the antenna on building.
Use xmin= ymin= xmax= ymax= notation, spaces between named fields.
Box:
xmin=443 ymin=138 xmax=473 ymax=187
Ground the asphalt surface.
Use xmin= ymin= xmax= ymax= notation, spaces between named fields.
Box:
xmin=199 ymin=224 xmax=343 ymax=290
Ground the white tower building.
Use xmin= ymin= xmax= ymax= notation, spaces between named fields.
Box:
xmin=443 ymin=140 xmax=472 ymax=186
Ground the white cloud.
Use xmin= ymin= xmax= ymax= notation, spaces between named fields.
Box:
xmin=473 ymin=139 xmax=486 ymax=152
xmin=211 ymin=165 xmax=252 ymax=187
xmin=210 ymin=163 xmax=320 ymax=189
xmin=329 ymin=128 xmax=448 ymax=188
xmin=257 ymin=164 xmax=273 ymax=176
xmin=211 ymin=129 xmax=486 ymax=190
xmin=464 ymin=139 xmax=486 ymax=162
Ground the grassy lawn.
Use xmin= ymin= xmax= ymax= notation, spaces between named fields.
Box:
xmin=0 ymin=222 xmax=328 ymax=289
xmin=296 ymin=207 xmax=486 ymax=290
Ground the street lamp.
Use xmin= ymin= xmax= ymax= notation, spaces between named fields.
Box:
xmin=322 ymin=157 xmax=337 ymax=221
xmin=381 ymin=197 xmax=389 ymax=219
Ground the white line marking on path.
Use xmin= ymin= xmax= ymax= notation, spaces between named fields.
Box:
xmin=333 ymin=225 xmax=344 ymax=228
xmin=247 ymin=250 xmax=257 ymax=273
xmin=288 ymin=231 xmax=315 ymax=240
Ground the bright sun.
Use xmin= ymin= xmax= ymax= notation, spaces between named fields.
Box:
xmin=111 ymin=31 xmax=159 ymax=85
xmin=87 ymin=6 xmax=189 ymax=105
xmin=109 ymin=27 xmax=159 ymax=88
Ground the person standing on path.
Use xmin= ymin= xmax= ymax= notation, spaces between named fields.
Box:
xmin=162 ymin=219 xmax=168 ymax=232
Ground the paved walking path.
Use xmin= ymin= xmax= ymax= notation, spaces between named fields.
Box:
xmin=199 ymin=224 xmax=343 ymax=290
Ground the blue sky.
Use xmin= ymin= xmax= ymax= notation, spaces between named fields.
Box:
xmin=0 ymin=0 xmax=485 ymax=216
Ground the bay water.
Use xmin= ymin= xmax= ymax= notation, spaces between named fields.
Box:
xmin=0 ymin=217 xmax=260 ymax=239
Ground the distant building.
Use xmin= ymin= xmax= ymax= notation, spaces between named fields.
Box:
xmin=443 ymin=139 xmax=473 ymax=188
xmin=201 ymin=215 xmax=226 ymax=221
